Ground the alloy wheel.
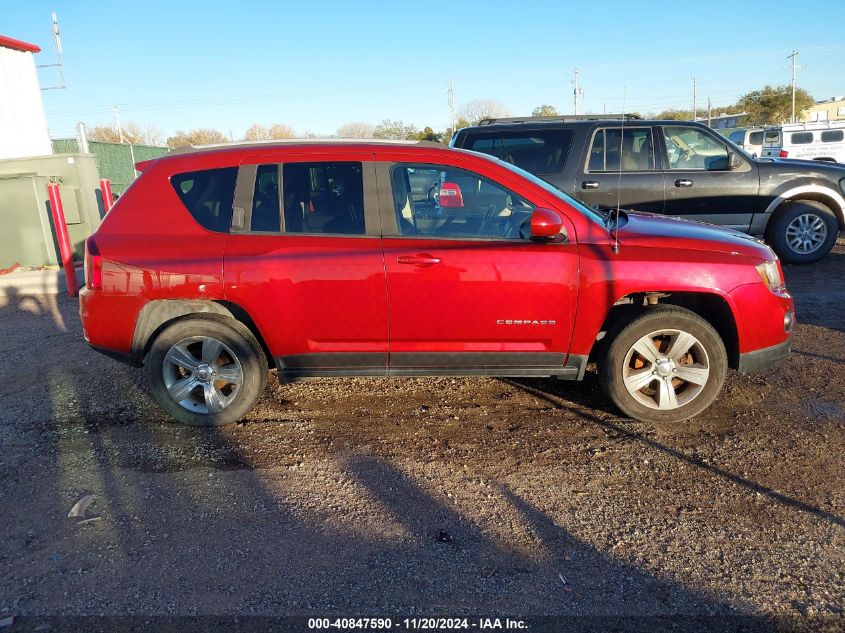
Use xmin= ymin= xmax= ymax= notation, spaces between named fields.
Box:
xmin=621 ymin=329 xmax=710 ymax=411
xmin=785 ymin=213 xmax=828 ymax=254
xmin=161 ymin=336 xmax=243 ymax=414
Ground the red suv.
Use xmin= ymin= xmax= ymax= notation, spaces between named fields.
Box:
xmin=79 ymin=141 xmax=794 ymax=426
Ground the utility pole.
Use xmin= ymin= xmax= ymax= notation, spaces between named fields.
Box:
xmin=113 ymin=106 xmax=125 ymax=144
xmin=787 ymin=49 xmax=801 ymax=123
xmin=707 ymin=97 xmax=712 ymax=127
xmin=448 ymin=79 xmax=456 ymax=136
xmin=692 ymin=77 xmax=697 ymax=121
xmin=572 ymin=68 xmax=583 ymax=115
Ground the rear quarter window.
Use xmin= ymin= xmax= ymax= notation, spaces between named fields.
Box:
xmin=465 ymin=130 xmax=573 ymax=175
xmin=749 ymin=131 xmax=764 ymax=145
xmin=170 ymin=167 xmax=238 ymax=233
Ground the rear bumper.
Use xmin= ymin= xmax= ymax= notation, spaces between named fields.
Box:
xmin=737 ymin=337 xmax=792 ymax=373
xmin=79 ymin=286 xmax=138 ymax=364
xmin=87 ymin=342 xmax=133 ymax=366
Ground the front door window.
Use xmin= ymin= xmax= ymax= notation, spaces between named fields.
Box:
xmin=390 ymin=164 xmax=535 ymax=241
xmin=663 ymin=126 xmax=728 ymax=170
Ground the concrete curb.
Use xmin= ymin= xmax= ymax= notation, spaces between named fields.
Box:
xmin=0 ymin=268 xmax=85 ymax=297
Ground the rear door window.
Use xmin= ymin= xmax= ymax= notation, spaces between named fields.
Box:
xmin=465 ymin=130 xmax=573 ymax=175
xmin=251 ymin=164 xmax=281 ymax=232
xmin=763 ymin=130 xmax=781 ymax=144
xmin=282 ymin=162 xmax=365 ymax=235
xmin=171 ymin=167 xmax=238 ymax=233
xmin=588 ymin=127 xmax=655 ymax=172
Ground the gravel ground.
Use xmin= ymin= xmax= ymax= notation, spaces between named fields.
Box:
xmin=0 ymin=246 xmax=844 ymax=632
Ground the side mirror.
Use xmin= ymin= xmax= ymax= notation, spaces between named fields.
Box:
xmin=438 ymin=181 xmax=464 ymax=208
xmin=729 ymin=151 xmax=741 ymax=170
xmin=706 ymin=152 xmax=741 ymax=171
xmin=530 ymin=208 xmax=566 ymax=242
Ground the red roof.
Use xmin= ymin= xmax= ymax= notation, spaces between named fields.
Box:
xmin=0 ymin=35 xmax=41 ymax=54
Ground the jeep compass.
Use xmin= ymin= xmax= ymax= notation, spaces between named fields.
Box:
xmin=80 ymin=140 xmax=794 ymax=426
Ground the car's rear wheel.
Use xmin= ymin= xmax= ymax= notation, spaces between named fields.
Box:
xmin=767 ymin=200 xmax=838 ymax=264
xmin=146 ymin=318 xmax=267 ymax=426
xmin=599 ymin=307 xmax=727 ymax=423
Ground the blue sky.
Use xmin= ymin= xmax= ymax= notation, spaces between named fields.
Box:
xmin=5 ymin=0 xmax=845 ymax=140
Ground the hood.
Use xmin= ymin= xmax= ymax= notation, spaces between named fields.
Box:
xmin=757 ymin=156 xmax=845 ymax=176
xmin=616 ymin=211 xmax=774 ymax=261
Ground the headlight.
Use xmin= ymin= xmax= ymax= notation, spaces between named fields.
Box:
xmin=756 ymin=259 xmax=784 ymax=290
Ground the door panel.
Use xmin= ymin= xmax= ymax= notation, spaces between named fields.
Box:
xmin=659 ymin=125 xmax=761 ymax=231
xmin=382 ymin=238 xmax=578 ymax=366
xmin=378 ymin=161 xmax=579 ymax=373
xmin=224 ymin=157 xmax=389 ymax=375
xmin=575 ymin=126 xmax=665 ymax=214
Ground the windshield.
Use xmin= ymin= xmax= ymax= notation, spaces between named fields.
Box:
xmin=493 ymin=158 xmax=607 ymax=224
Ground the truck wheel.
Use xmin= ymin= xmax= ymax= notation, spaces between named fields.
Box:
xmin=599 ymin=307 xmax=727 ymax=424
xmin=146 ymin=317 xmax=267 ymax=426
xmin=766 ymin=201 xmax=838 ymax=264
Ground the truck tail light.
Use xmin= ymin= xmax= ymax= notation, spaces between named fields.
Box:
xmin=439 ymin=181 xmax=464 ymax=208
xmin=84 ymin=236 xmax=102 ymax=290
xmin=779 ymin=150 xmax=789 ymax=158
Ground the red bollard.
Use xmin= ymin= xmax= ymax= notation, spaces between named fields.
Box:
xmin=47 ymin=183 xmax=79 ymax=297
xmin=99 ymin=178 xmax=114 ymax=213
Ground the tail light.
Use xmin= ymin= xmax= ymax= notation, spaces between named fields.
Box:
xmin=84 ymin=236 xmax=102 ymax=289
xmin=439 ymin=181 xmax=464 ymax=208
xmin=779 ymin=150 xmax=789 ymax=158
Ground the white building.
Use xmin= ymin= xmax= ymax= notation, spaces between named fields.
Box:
xmin=0 ymin=35 xmax=52 ymax=160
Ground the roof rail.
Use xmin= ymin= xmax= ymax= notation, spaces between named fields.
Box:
xmin=478 ymin=114 xmax=642 ymax=125
xmin=166 ymin=138 xmax=445 ymax=156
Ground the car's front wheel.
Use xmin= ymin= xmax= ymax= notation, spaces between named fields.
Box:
xmin=599 ymin=307 xmax=727 ymax=423
xmin=146 ymin=317 xmax=267 ymax=426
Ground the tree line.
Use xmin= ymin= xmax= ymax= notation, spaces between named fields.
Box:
xmin=84 ymin=84 xmax=816 ymax=147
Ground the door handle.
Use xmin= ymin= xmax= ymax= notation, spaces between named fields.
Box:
xmin=674 ymin=179 xmax=694 ymax=188
xmin=397 ymin=254 xmax=442 ymax=267
xmin=581 ymin=181 xmax=600 ymax=189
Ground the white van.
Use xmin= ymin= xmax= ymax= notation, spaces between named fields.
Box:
xmin=761 ymin=122 xmax=845 ymax=163
xmin=727 ymin=128 xmax=764 ymax=157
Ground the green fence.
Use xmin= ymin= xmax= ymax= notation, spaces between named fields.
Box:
xmin=51 ymin=140 xmax=169 ymax=194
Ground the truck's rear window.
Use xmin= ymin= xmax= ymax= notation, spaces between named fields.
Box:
xmin=465 ymin=130 xmax=573 ymax=175
xmin=170 ymin=167 xmax=238 ymax=233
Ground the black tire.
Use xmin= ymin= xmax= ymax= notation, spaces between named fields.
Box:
xmin=146 ymin=317 xmax=267 ymax=426
xmin=766 ymin=200 xmax=838 ymax=264
xmin=599 ymin=307 xmax=727 ymax=424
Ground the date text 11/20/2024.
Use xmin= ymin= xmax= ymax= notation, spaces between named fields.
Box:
xmin=307 ymin=618 xmax=528 ymax=630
